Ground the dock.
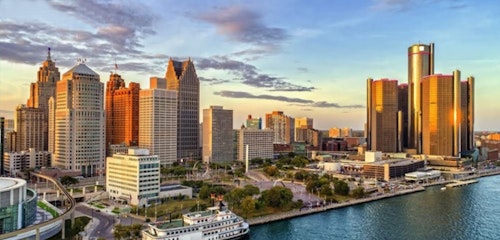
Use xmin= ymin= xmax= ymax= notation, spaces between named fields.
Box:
xmin=445 ymin=179 xmax=479 ymax=188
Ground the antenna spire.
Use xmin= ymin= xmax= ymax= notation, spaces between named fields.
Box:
xmin=47 ymin=47 xmax=51 ymax=61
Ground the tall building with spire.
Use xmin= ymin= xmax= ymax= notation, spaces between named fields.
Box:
xmin=51 ymin=62 xmax=105 ymax=176
xmin=26 ymin=48 xmax=60 ymax=151
xmin=408 ymin=43 xmax=434 ymax=153
xmin=366 ymin=79 xmax=399 ymax=153
xmin=105 ymin=73 xmax=140 ymax=155
xmin=165 ymin=58 xmax=200 ymax=161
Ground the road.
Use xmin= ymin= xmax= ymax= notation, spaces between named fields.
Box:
xmin=76 ymin=204 xmax=116 ymax=239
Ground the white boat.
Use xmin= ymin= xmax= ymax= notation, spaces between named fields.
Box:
xmin=441 ymin=187 xmax=446 ymax=191
xmin=142 ymin=206 xmax=249 ymax=240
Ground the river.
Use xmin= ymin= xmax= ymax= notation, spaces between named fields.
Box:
xmin=250 ymin=175 xmax=500 ymax=240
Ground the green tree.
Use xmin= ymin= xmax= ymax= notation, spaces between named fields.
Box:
xmin=60 ymin=175 xmax=79 ymax=188
xmin=240 ymin=196 xmax=256 ymax=218
xmin=261 ymin=186 xmax=293 ymax=208
xmin=263 ymin=165 xmax=279 ymax=177
xmin=352 ymin=187 xmax=366 ymax=199
xmin=334 ymin=180 xmax=349 ymax=196
xmin=198 ymin=185 xmax=211 ymax=199
xmin=243 ymin=184 xmax=260 ymax=196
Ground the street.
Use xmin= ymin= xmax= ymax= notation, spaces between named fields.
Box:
xmin=76 ymin=204 xmax=116 ymax=239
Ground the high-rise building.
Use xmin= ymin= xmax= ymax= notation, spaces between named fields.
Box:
xmin=165 ymin=58 xmax=200 ymax=161
xmin=408 ymin=43 xmax=434 ymax=152
xmin=15 ymin=105 xmax=46 ymax=152
xmin=246 ymin=115 xmax=262 ymax=129
xmin=265 ymin=111 xmax=294 ymax=144
xmin=4 ymin=119 xmax=14 ymax=131
xmin=0 ymin=117 xmax=4 ymax=174
xmin=238 ymin=127 xmax=274 ymax=161
xmin=27 ymin=48 xmax=60 ymax=151
xmin=51 ymin=63 xmax=105 ymax=176
xmin=329 ymin=127 xmax=341 ymax=138
xmin=398 ymin=84 xmax=409 ymax=149
xmin=139 ymin=77 xmax=177 ymax=166
xmin=202 ymin=106 xmax=233 ymax=163
xmin=367 ymin=78 xmax=399 ymax=153
xmin=294 ymin=117 xmax=313 ymax=142
xmin=105 ymin=73 xmax=140 ymax=155
xmin=421 ymin=71 xmax=474 ymax=156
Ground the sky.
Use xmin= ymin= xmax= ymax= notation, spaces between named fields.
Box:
xmin=1 ymin=0 xmax=499 ymax=131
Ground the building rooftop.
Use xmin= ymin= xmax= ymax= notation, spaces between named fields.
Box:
xmin=64 ymin=63 xmax=98 ymax=76
xmin=0 ymin=177 xmax=26 ymax=191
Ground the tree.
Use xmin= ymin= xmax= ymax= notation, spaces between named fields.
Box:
xmin=263 ymin=165 xmax=279 ymax=177
xmin=261 ymin=186 xmax=293 ymax=208
xmin=198 ymin=185 xmax=211 ymax=199
xmin=352 ymin=187 xmax=366 ymax=199
xmin=60 ymin=175 xmax=79 ymax=188
xmin=334 ymin=180 xmax=349 ymax=196
xmin=240 ymin=196 xmax=256 ymax=218
xmin=243 ymin=184 xmax=260 ymax=196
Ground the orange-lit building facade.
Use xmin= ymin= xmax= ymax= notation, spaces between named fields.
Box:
xmin=105 ymin=73 xmax=140 ymax=155
xmin=366 ymin=79 xmax=399 ymax=153
xmin=265 ymin=111 xmax=294 ymax=144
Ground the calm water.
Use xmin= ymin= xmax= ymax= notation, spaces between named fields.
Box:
xmin=250 ymin=175 xmax=500 ymax=240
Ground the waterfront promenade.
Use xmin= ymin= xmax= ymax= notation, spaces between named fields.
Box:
xmin=248 ymin=167 xmax=500 ymax=226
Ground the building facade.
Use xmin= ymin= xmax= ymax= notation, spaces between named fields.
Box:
xmin=408 ymin=43 xmax=434 ymax=152
xmin=202 ymin=106 xmax=233 ymax=163
xmin=165 ymin=58 xmax=200 ymax=161
xmin=105 ymin=73 xmax=140 ymax=155
xmin=51 ymin=63 xmax=105 ymax=177
xmin=245 ymin=115 xmax=262 ymax=129
xmin=265 ymin=111 xmax=294 ymax=144
xmin=15 ymin=105 xmax=46 ymax=152
xmin=367 ymin=79 xmax=399 ymax=153
xmin=3 ymin=149 xmax=51 ymax=176
xmin=238 ymin=127 xmax=274 ymax=161
xmin=106 ymin=149 xmax=160 ymax=206
xmin=139 ymin=78 xmax=177 ymax=166
xmin=0 ymin=177 xmax=37 ymax=234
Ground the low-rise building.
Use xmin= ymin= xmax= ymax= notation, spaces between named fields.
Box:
xmin=3 ymin=148 xmax=51 ymax=176
xmin=106 ymin=149 xmax=160 ymax=206
xmin=0 ymin=177 xmax=37 ymax=234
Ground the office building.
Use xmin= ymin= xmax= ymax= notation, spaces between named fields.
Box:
xmin=0 ymin=177 xmax=37 ymax=234
xmin=4 ymin=119 xmax=14 ymax=131
xmin=202 ymin=106 xmax=233 ymax=163
xmin=398 ymin=84 xmax=409 ymax=150
xmin=408 ymin=43 xmax=434 ymax=152
xmin=421 ymin=71 xmax=474 ymax=156
xmin=15 ymin=105 xmax=46 ymax=152
xmin=238 ymin=127 xmax=274 ymax=161
xmin=139 ymin=77 xmax=177 ymax=166
xmin=246 ymin=115 xmax=262 ymax=129
xmin=106 ymin=149 xmax=159 ymax=206
xmin=3 ymin=149 xmax=51 ymax=176
xmin=165 ymin=58 xmax=200 ymax=160
xmin=265 ymin=111 xmax=294 ymax=144
xmin=295 ymin=117 xmax=313 ymax=142
xmin=51 ymin=63 xmax=105 ymax=176
xmin=366 ymin=78 xmax=399 ymax=153
xmin=105 ymin=73 xmax=140 ymax=154
xmin=0 ymin=117 xmax=4 ymax=174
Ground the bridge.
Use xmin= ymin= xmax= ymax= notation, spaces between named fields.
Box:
xmin=0 ymin=173 xmax=76 ymax=240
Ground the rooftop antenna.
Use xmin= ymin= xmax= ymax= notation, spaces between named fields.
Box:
xmin=47 ymin=47 xmax=52 ymax=61
xmin=114 ymin=57 xmax=118 ymax=74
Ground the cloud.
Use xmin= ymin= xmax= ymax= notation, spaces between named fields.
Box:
xmin=198 ymin=6 xmax=288 ymax=46
xmin=197 ymin=56 xmax=314 ymax=91
xmin=297 ymin=67 xmax=309 ymax=73
xmin=0 ymin=109 xmax=14 ymax=115
xmin=199 ymin=77 xmax=231 ymax=85
xmin=370 ymin=0 xmax=468 ymax=11
xmin=213 ymin=90 xmax=364 ymax=109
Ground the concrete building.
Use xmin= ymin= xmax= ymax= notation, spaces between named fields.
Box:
xmin=165 ymin=58 xmax=200 ymax=161
xmin=139 ymin=77 xmax=177 ymax=166
xmin=238 ymin=127 xmax=274 ymax=161
xmin=0 ymin=177 xmax=37 ymax=234
xmin=202 ymin=106 xmax=233 ymax=163
xmin=105 ymin=73 xmax=140 ymax=155
xmin=3 ymin=149 xmax=51 ymax=176
xmin=398 ymin=84 xmax=409 ymax=150
xmin=159 ymin=184 xmax=192 ymax=199
xmin=26 ymin=48 xmax=60 ymax=151
xmin=4 ymin=119 xmax=14 ymax=131
xmin=245 ymin=115 xmax=262 ymax=129
xmin=106 ymin=149 xmax=160 ymax=206
xmin=51 ymin=63 xmax=105 ymax=177
xmin=15 ymin=105 xmax=46 ymax=152
xmin=408 ymin=43 xmax=434 ymax=152
xmin=294 ymin=117 xmax=313 ymax=142
xmin=1 ymin=117 xmax=4 ymax=174
xmin=367 ymin=79 xmax=399 ymax=153
xmin=265 ymin=111 xmax=294 ymax=144
xmin=421 ymin=71 xmax=474 ymax=157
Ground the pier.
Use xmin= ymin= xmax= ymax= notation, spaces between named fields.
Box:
xmin=445 ymin=179 xmax=479 ymax=188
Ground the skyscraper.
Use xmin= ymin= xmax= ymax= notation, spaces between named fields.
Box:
xmin=26 ymin=48 xmax=60 ymax=151
xmin=165 ymin=58 xmax=200 ymax=161
xmin=105 ymin=73 xmax=140 ymax=155
xmin=139 ymin=77 xmax=177 ymax=167
xmin=0 ymin=117 xmax=4 ymax=174
xmin=265 ymin=111 xmax=294 ymax=144
xmin=52 ymin=63 xmax=105 ymax=176
xmin=202 ymin=106 xmax=233 ymax=163
xmin=245 ymin=115 xmax=262 ymax=129
xmin=294 ymin=117 xmax=313 ymax=142
xmin=398 ymin=84 xmax=409 ymax=150
xmin=15 ymin=105 xmax=46 ymax=152
xmin=366 ymin=78 xmax=399 ymax=153
xmin=408 ymin=43 xmax=434 ymax=152
xmin=421 ymin=72 xmax=463 ymax=156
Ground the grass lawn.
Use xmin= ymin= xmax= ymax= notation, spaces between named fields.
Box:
xmin=37 ymin=201 xmax=59 ymax=217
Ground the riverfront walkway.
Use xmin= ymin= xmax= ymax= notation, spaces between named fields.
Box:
xmin=248 ymin=186 xmax=425 ymax=226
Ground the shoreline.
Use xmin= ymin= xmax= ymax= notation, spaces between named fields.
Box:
xmin=247 ymin=168 xmax=500 ymax=226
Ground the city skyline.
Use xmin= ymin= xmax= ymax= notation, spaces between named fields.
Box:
xmin=1 ymin=0 xmax=499 ymax=130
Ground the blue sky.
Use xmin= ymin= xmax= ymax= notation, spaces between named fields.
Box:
xmin=1 ymin=0 xmax=499 ymax=130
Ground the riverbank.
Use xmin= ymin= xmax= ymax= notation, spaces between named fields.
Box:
xmin=248 ymin=167 xmax=500 ymax=226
